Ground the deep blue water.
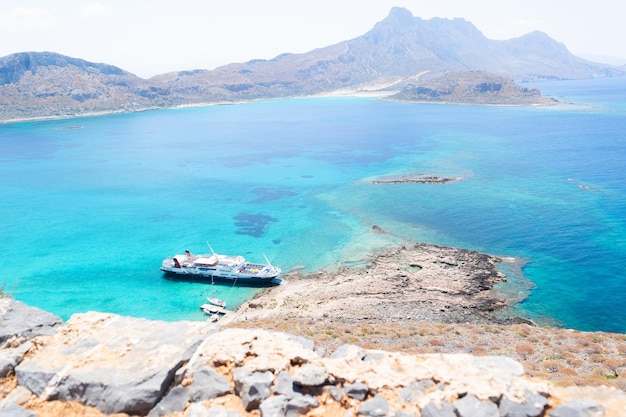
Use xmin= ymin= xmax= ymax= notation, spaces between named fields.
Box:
xmin=1 ymin=78 xmax=625 ymax=332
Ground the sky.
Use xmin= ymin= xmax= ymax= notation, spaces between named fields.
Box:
xmin=0 ymin=1 xmax=624 ymax=78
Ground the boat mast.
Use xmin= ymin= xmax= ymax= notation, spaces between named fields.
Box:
xmin=206 ymin=241 xmax=217 ymax=256
xmin=263 ymin=253 xmax=275 ymax=270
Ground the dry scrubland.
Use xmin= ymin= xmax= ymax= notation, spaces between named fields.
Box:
xmin=230 ymin=318 xmax=626 ymax=392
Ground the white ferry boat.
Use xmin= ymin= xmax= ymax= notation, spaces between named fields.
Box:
xmin=160 ymin=246 xmax=283 ymax=286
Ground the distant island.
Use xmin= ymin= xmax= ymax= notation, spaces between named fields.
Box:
xmin=386 ymin=70 xmax=559 ymax=106
xmin=0 ymin=7 xmax=621 ymax=122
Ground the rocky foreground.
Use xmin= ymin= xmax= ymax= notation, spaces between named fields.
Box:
xmin=1 ymin=298 xmax=626 ymax=417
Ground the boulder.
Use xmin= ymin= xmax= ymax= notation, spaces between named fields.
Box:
xmin=500 ymin=390 xmax=548 ymax=417
xmin=292 ymin=363 xmax=327 ymax=387
xmin=189 ymin=366 xmax=232 ymax=402
xmin=550 ymin=400 xmax=606 ymax=417
xmin=233 ymin=368 xmax=273 ymax=411
xmin=15 ymin=312 xmax=217 ymax=415
xmin=273 ymin=370 xmax=298 ymax=397
xmin=259 ymin=395 xmax=289 ymax=417
xmin=0 ymin=299 xmax=62 ymax=345
xmin=285 ymin=395 xmax=319 ymax=417
xmin=454 ymin=394 xmax=499 ymax=417
xmin=421 ymin=401 xmax=457 ymax=417
xmin=357 ymin=395 xmax=390 ymax=417
xmin=0 ymin=403 xmax=36 ymax=417
xmin=184 ymin=328 xmax=319 ymax=374
xmin=0 ymin=342 xmax=31 ymax=378
xmin=345 ymin=381 xmax=369 ymax=400
xmin=148 ymin=386 xmax=190 ymax=417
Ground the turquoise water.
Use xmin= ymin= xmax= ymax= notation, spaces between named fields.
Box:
xmin=1 ymin=78 xmax=625 ymax=332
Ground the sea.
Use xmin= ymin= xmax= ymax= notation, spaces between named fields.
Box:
xmin=1 ymin=77 xmax=625 ymax=333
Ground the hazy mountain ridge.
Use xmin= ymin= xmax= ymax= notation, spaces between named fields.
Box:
xmin=0 ymin=7 xmax=622 ymax=121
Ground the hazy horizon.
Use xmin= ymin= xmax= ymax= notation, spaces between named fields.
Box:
xmin=1 ymin=1 xmax=624 ymax=78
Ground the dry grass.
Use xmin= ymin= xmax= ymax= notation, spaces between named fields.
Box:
xmin=227 ymin=318 xmax=626 ymax=391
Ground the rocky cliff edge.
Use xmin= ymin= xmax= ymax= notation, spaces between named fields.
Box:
xmin=1 ymin=298 xmax=625 ymax=417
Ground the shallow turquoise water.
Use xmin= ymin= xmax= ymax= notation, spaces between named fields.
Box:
xmin=2 ymin=78 xmax=625 ymax=332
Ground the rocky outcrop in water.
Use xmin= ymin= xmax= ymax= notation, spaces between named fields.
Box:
xmin=1 ymin=299 xmax=626 ymax=416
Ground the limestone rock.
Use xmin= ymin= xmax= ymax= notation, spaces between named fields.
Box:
xmin=398 ymin=380 xmax=436 ymax=406
xmin=2 ymin=310 xmax=626 ymax=417
xmin=273 ymin=370 xmax=298 ymax=397
xmin=260 ymin=394 xmax=289 ymax=417
xmin=233 ymin=368 xmax=273 ymax=411
xmin=345 ymin=381 xmax=369 ymax=400
xmin=189 ymin=367 xmax=231 ymax=402
xmin=421 ymin=401 xmax=457 ymax=417
xmin=0 ymin=403 xmax=36 ymax=417
xmin=500 ymin=390 xmax=548 ymax=417
xmin=14 ymin=311 xmax=217 ymax=415
xmin=292 ymin=363 xmax=327 ymax=387
xmin=185 ymin=328 xmax=319 ymax=374
xmin=148 ymin=386 xmax=190 ymax=417
xmin=285 ymin=395 xmax=319 ymax=417
xmin=0 ymin=299 xmax=62 ymax=345
xmin=357 ymin=395 xmax=390 ymax=417
xmin=550 ymin=400 xmax=606 ymax=417
xmin=0 ymin=342 xmax=31 ymax=378
xmin=454 ymin=394 xmax=499 ymax=417
xmin=205 ymin=405 xmax=245 ymax=417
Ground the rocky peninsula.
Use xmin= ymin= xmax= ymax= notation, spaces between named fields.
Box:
xmin=228 ymin=243 xmax=520 ymax=326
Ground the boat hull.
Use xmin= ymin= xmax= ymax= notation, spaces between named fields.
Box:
xmin=161 ymin=267 xmax=283 ymax=287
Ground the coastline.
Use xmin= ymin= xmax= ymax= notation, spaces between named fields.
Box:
xmin=222 ymin=242 xmax=533 ymax=326
xmin=0 ymin=86 xmax=562 ymax=125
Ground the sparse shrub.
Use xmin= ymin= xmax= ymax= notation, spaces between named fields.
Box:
xmin=554 ymin=376 xmax=578 ymax=387
xmin=566 ymin=357 xmax=584 ymax=367
xmin=429 ymin=339 xmax=444 ymax=347
xmin=589 ymin=353 xmax=607 ymax=364
xmin=515 ymin=343 xmax=535 ymax=359
xmin=560 ymin=367 xmax=578 ymax=376
xmin=584 ymin=343 xmax=604 ymax=355
xmin=472 ymin=346 xmax=488 ymax=356
xmin=541 ymin=360 xmax=565 ymax=373
xmin=604 ymin=359 xmax=626 ymax=375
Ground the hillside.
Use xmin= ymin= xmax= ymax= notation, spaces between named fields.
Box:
xmin=0 ymin=7 xmax=622 ymax=122
xmin=2 ymin=298 xmax=626 ymax=417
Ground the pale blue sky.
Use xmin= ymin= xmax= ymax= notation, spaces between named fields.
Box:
xmin=0 ymin=1 xmax=623 ymax=78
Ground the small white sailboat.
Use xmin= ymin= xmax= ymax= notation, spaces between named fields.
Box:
xmin=206 ymin=297 xmax=226 ymax=308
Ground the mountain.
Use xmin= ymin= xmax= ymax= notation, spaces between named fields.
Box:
xmin=0 ymin=7 xmax=622 ymax=121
